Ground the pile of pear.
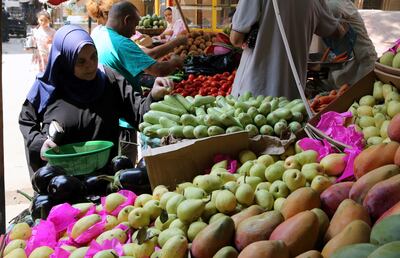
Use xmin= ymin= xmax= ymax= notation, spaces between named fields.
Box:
xmin=349 ymin=81 xmax=400 ymax=146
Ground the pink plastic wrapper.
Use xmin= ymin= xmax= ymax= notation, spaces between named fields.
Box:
xmin=389 ymin=38 xmax=400 ymax=53
xmin=50 ymin=246 xmax=71 ymax=258
xmin=337 ymin=147 xmax=362 ymax=182
xmin=47 ymin=203 xmax=81 ymax=236
xmin=298 ymin=138 xmax=337 ymax=161
xmin=101 ymin=190 xmax=137 ymax=216
xmin=25 ymin=220 xmax=57 ymax=255
xmin=67 ymin=214 xmax=107 ymax=245
xmin=212 ymin=154 xmax=238 ymax=174
xmin=85 ymin=239 xmax=124 ymax=258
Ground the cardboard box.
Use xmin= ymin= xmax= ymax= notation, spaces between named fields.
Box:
xmin=308 ymin=71 xmax=377 ymax=126
xmin=143 ymin=132 xmax=295 ymax=189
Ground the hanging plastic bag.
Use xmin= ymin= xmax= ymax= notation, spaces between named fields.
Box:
xmin=184 ymin=51 xmax=241 ymax=75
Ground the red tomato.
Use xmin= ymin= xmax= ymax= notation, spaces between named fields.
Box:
xmin=218 ymin=91 xmax=226 ymax=96
xmin=175 ymin=88 xmax=183 ymax=93
xmin=222 ymin=72 xmax=230 ymax=77
xmin=188 ymin=74 xmax=195 ymax=81
xmin=211 ymin=88 xmax=218 ymax=94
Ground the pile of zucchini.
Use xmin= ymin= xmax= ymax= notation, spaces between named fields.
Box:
xmin=139 ymin=92 xmax=308 ymax=139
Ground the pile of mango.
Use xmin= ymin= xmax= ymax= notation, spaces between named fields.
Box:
xmin=140 ymin=92 xmax=308 ymax=140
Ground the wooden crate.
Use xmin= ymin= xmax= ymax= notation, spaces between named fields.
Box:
xmin=383 ymin=0 xmax=400 ymax=10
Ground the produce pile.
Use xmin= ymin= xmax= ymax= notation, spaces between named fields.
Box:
xmin=139 ymin=92 xmax=308 ymax=139
xmin=172 ymin=31 xmax=216 ymax=59
xmin=4 ymin=146 xmax=400 ymax=257
xmin=170 ymin=72 xmax=234 ymax=97
xmin=379 ymin=45 xmax=400 ymax=69
xmin=27 ymin=156 xmax=150 ymax=221
xmin=137 ymin=14 xmax=167 ymax=30
xmin=349 ymin=81 xmax=400 ymax=145
xmin=309 ymin=84 xmax=349 ymax=113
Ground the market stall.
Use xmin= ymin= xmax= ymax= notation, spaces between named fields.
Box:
xmin=2 ymin=0 xmax=400 ymax=256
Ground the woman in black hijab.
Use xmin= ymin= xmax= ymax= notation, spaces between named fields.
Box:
xmin=19 ymin=25 xmax=173 ymax=174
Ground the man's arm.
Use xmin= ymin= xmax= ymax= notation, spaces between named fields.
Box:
xmin=230 ymin=30 xmax=246 ymax=47
xmin=144 ymin=36 xmax=187 ymax=59
xmin=144 ymin=56 xmax=184 ymax=77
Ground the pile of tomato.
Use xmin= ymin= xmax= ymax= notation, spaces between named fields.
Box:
xmin=171 ymin=71 xmax=236 ymax=97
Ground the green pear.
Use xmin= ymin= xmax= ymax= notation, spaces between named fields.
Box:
xmin=374 ymin=113 xmax=386 ymax=128
xmin=284 ymin=155 xmax=301 ymax=170
xmin=3 ymin=240 xmax=26 ymax=256
xmin=249 ymin=163 xmax=267 ymax=180
xmin=215 ymin=172 xmax=237 ymax=184
xmin=134 ymin=194 xmax=153 ymax=208
xmin=380 ymin=120 xmax=391 ymax=138
xmin=238 ymin=150 xmax=257 ymax=164
xmin=69 ymin=247 xmax=89 ymax=258
xmin=177 ymin=199 xmax=205 ymax=223
xmin=187 ymin=221 xmax=208 ymax=242
xmin=367 ymin=136 xmax=384 ymax=145
xmin=237 ymin=160 xmax=254 ymax=175
xmin=385 ymin=91 xmax=400 ymax=103
xmin=301 ymin=163 xmax=324 ymax=181
xmin=380 ymin=51 xmax=395 ymax=66
xmin=311 ymin=175 xmax=332 ymax=194
xmin=223 ymin=181 xmax=239 ymax=194
xmin=359 ymin=95 xmax=376 ymax=106
xmin=158 ymin=228 xmax=185 ymax=247
xmin=160 ymin=192 xmax=178 ymax=209
xmin=128 ymin=208 xmax=150 ymax=229
xmin=202 ymin=202 xmax=217 ymax=221
xmin=373 ymin=81 xmax=384 ymax=101
xmin=255 ymin=182 xmax=271 ymax=191
xmin=154 ymin=213 xmax=177 ymax=231
xmin=183 ymin=187 xmax=207 ymax=200
xmin=359 ymin=116 xmax=375 ymax=128
xmin=175 ymin=182 xmax=194 ymax=195
xmin=357 ymin=106 xmax=373 ymax=116
xmin=265 ymin=161 xmax=285 ymax=182
xmin=235 ymin=184 xmax=255 ymax=206
xmin=71 ymin=214 xmax=101 ymax=239
xmin=273 ymin=197 xmax=286 ymax=212
xmin=255 ymin=189 xmax=274 ymax=210
xmin=269 ymin=180 xmax=290 ymax=198
xmin=383 ymin=84 xmax=396 ymax=99
xmin=363 ymin=126 xmax=380 ymax=139
xmin=295 ymin=150 xmax=318 ymax=166
xmin=282 ymin=169 xmax=306 ymax=191
xmin=105 ymin=193 xmax=127 ymax=213
xmin=215 ymin=190 xmax=237 ymax=214
xmin=123 ymin=241 xmax=156 ymax=258
xmin=168 ymin=219 xmax=189 ymax=234
xmin=372 ymin=104 xmax=387 ymax=116
xmin=210 ymin=167 xmax=230 ymax=176
xmin=166 ymin=194 xmax=185 ymax=215
xmin=211 ymin=160 xmax=228 ymax=171
xmin=393 ymin=52 xmax=400 ymax=68
xmin=104 ymin=215 xmax=118 ymax=231
xmin=208 ymin=213 xmax=228 ymax=224
xmin=96 ymin=228 xmax=127 ymax=244
xmin=193 ymin=175 xmax=223 ymax=193
xmin=152 ymin=185 xmax=169 ymax=201
xmin=117 ymin=205 xmax=135 ymax=223
xmin=295 ymin=141 xmax=303 ymax=153
xmin=387 ymin=100 xmax=400 ymax=118
xmin=236 ymin=176 xmax=262 ymax=191
xmin=143 ymin=200 xmax=162 ymax=221
xmin=213 ymin=246 xmax=239 ymax=258
xmin=257 ymin=154 xmax=275 ymax=167
xmin=280 ymin=145 xmax=296 ymax=160
xmin=210 ymin=190 xmax=222 ymax=205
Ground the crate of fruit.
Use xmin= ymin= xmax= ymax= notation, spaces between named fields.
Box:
xmin=136 ymin=14 xmax=167 ymax=36
xmin=375 ymin=40 xmax=400 ymax=88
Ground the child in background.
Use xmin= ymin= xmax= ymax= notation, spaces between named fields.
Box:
xmin=31 ymin=10 xmax=56 ymax=73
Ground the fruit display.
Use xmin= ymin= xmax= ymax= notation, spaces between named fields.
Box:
xmin=170 ymin=72 xmax=235 ymax=97
xmin=139 ymin=92 xmax=308 ymax=140
xmin=171 ymin=31 xmax=217 ymax=58
xmin=348 ymin=80 xmax=400 ymax=145
xmin=309 ymin=84 xmax=349 ymax=113
xmin=137 ymin=14 xmax=167 ymax=30
xmin=6 ymin=145 xmax=400 ymax=258
xmin=379 ymin=47 xmax=400 ymax=69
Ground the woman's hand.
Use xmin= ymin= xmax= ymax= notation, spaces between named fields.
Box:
xmin=151 ymin=77 xmax=174 ymax=100
xmin=40 ymin=138 xmax=58 ymax=161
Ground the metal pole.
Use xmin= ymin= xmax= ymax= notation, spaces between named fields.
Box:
xmin=0 ymin=17 xmax=6 ymax=233
xmin=174 ymin=0 xmax=190 ymax=33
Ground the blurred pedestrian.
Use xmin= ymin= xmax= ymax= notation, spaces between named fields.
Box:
xmin=31 ymin=10 xmax=56 ymax=73
xmin=2 ymin=6 xmax=10 ymax=42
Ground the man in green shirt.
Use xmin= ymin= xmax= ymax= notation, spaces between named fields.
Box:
xmin=92 ymin=1 xmax=183 ymax=91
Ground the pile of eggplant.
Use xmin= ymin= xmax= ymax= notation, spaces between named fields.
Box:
xmin=29 ymin=156 xmax=151 ymax=220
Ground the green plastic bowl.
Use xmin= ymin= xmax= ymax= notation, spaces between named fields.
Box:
xmin=44 ymin=140 xmax=114 ymax=176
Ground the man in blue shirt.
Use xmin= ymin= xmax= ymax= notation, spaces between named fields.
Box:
xmin=92 ymin=1 xmax=183 ymax=91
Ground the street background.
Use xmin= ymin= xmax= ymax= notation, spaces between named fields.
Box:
xmin=2 ymin=10 xmax=400 ymax=226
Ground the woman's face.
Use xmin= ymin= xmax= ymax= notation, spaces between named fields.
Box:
xmin=74 ymin=45 xmax=98 ymax=81
xmin=164 ymin=9 xmax=172 ymax=23
xmin=38 ymin=15 xmax=50 ymax=28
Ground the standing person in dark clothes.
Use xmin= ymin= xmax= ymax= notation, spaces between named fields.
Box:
xmin=19 ymin=25 xmax=173 ymax=175
xmin=2 ymin=6 xmax=10 ymax=42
